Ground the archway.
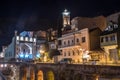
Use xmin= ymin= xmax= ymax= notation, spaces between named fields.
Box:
xmin=47 ymin=71 xmax=54 ymax=80
xmin=37 ymin=70 xmax=44 ymax=80
xmin=30 ymin=69 xmax=35 ymax=80
xmin=21 ymin=67 xmax=27 ymax=80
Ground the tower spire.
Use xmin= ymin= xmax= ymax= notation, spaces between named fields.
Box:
xmin=62 ymin=9 xmax=70 ymax=27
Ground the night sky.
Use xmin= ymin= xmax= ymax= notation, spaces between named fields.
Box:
xmin=0 ymin=0 xmax=120 ymax=51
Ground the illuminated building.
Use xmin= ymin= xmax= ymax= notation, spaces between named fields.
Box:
xmin=62 ymin=9 xmax=70 ymax=27
xmin=57 ymin=9 xmax=106 ymax=63
xmin=4 ymin=31 xmax=37 ymax=61
xmin=100 ymin=21 xmax=120 ymax=63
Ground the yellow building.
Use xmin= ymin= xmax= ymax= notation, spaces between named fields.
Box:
xmin=57 ymin=9 xmax=106 ymax=63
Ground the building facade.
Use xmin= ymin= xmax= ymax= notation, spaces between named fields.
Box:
xmin=4 ymin=31 xmax=37 ymax=61
xmin=100 ymin=22 xmax=120 ymax=63
xmin=57 ymin=9 xmax=105 ymax=63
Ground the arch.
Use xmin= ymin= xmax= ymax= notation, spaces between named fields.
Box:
xmin=30 ymin=69 xmax=35 ymax=80
xmin=21 ymin=67 xmax=27 ymax=80
xmin=37 ymin=70 xmax=44 ymax=80
xmin=74 ymin=74 xmax=82 ymax=80
xmin=46 ymin=71 xmax=54 ymax=80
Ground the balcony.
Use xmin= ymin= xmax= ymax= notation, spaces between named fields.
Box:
xmin=58 ymin=43 xmax=80 ymax=50
xmin=100 ymin=41 xmax=117 ymax=46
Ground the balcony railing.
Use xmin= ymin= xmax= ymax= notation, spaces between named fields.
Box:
xmin=100 ymin=41 xmax=117 ymax=46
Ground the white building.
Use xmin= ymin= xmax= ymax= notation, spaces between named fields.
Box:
xmin=4 ymin=31 xmax=37 ymax=61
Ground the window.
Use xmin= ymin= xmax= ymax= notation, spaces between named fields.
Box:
xmin=72 ymin=40 xmax=74 ymax=43
xmin=68 ymin=40 xmax=70 ymax=45
xmin=73 ymin=51 xmax=75 ymax=56
xmin=76 ymin=38 xmax=79 ymax=43
xmin=68 ymin=52 xmax=70 ymax=56
xmin=64 ymin=41 xmax=66 ymax=45
xmin=110 ymin=35 xmax=115 ymax=41
xmin=82 ymin=37 xmax=86 ymax=42
xmin=105 ymin=36 xmax=108 ymax=42
xmin=101 ymin=37 xmax=104 ymax=42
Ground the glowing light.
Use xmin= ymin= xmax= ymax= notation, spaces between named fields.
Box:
xmin=10 ymin=65 xmax=13 ymax=67
xmin=36 ymin=53 xmax=40 ymax=58
xmin=25 ymin=54 xmax=29 ymax=58
xmin=20 ymin=36 xmax=24 ymax=41
xmin=44 ymin=56 xmax=47 ymax=62
xmin=30 ymin=38 xmax=33 ymax=42
xmin=83 ymin=54 xmax=90 ymax=59
xmin=63 ymin=9 xmax=70 ymax=16
xmin=16 ymin=36 xmax=19 ymax=40
xmin=40 ymin=50 xmax=45 ymax=53
xmin=34 ymin=38 xmax=36 ymax=42
xmin=29 ymin=54 xmax=33 ymax=59
xmin=4 ymin=64 xmax=7 ymax=67
xmin=1 ymin=64 xmax=3 ymax=67
xmin=19 ymin=53 xmax=24 ymax=58
xmin=25 ymin=37 xmax=28 ymax=41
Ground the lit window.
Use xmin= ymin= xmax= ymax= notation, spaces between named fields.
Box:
xmin=25 ymin=37 xmax=28 ymax=41
xmin=30 ymin=38 xmax=33 ymax=42
xmin=4 ymin=64 xmax=7 ymax=67
xmin=114 ymin=24 xmax=118 ymax=28
xmin=1 ymin=64 xmax=3 ymax=67
xmin=16 ymin=36 xmax=19 ymax=40
xmin=20 ymin=36 xmax=24 ymax=41
xmin=34 ymin=38 xmax=36 ymax=42
xmin=25 ymin=54 xmax=29 ymax=58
